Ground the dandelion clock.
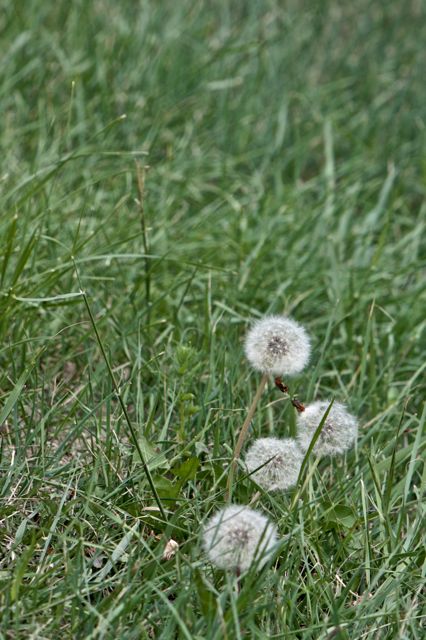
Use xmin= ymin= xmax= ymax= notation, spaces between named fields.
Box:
xmin=202 ymin=505 xmax=278 ymax=574
xmin=244 ymin=315 xmax=311 ymax=376
xmin=297 ymin=400 xmax=358 ymax=457
xmin=245 ymin=437 xmax=303 ymax=491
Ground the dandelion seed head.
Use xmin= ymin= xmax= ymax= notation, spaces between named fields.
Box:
xmin=245 ymin=437 xmax=303 ymax=491
xmin=297 ymin=400 xmax=358 ymax=456
xmin=244 ymin=315 xmax=311 ymax=375
xmin=202 ymin=505 xmax=278 ymax=573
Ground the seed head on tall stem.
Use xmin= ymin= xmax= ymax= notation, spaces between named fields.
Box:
xmin=226 ymin=315 xmax=311 ymax=499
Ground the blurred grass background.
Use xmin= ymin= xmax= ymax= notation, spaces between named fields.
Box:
xmin=0 ymin=1 xmax=425 ymax=638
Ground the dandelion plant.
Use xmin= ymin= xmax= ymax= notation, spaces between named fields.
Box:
xmin=227 ymin=315 xmax=311 ymax=497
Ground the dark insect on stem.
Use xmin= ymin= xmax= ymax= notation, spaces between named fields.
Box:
xmin=274 ymin=377 xmax=305 ymax=412
xmin=274 ymin=377 xmax=289 ymax=393
xmin=291 ymin=398 xmax=305 ymax=413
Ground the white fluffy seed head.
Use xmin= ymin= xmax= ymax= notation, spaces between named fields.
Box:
xmin=202 ymin=505 xmax=278 ymax=573
xmin=244 ymin=315 xmax=311 ymax=376
xmin=245 ymin=437 xmax=303 ymax=492
xmin=297 ymin=400 xmax=358 ymax=457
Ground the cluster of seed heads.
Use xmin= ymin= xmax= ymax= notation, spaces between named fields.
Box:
xmin=202 ymin=314 xmax=359 ymax=575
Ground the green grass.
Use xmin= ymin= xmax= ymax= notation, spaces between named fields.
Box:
xmin=1 ymin=1 xmax=425 ymax=637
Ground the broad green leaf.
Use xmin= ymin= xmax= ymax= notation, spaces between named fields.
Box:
xmin=171 ymin=456 xmax=200 ymax=481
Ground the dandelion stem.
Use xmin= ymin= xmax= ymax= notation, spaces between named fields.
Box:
xmin=226 ymin=373 xmax=268 ymax=500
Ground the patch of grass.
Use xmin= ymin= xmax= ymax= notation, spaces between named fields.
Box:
xmin=0 ymin=1 xmax=425 ymax=638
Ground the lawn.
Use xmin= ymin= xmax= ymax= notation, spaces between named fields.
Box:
xmin=0 ymin=1 xmax=425 ymax=638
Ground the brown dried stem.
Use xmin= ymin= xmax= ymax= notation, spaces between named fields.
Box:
xmin=226 ymin=373 xmax=268 ymax=500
